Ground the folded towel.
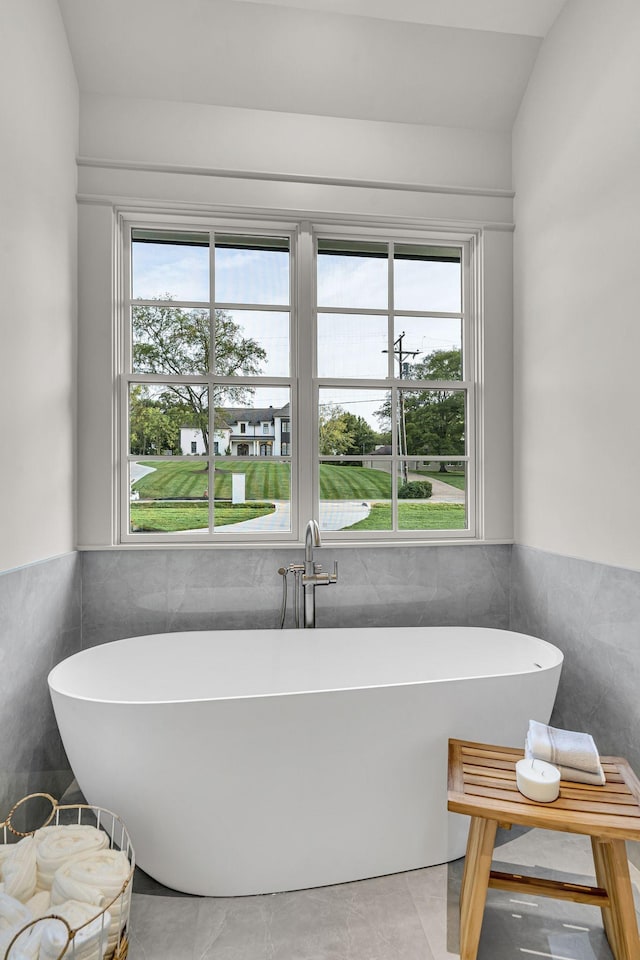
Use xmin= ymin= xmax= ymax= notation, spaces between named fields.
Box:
xmin=526 ymin=720 xmax=606 ymax=785
xmin=51 ymin=850 xmax=131 ymax=957
xmin=36 ymin=825 xmax=109 ymax=892
xmin=38 ymin=900 xmax=111 ymax=960
xmin=1 ymin=837 xmax=37 ymax=903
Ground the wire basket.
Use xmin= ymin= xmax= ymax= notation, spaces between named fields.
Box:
xmin=1 ymin=793 xmax=135 ymax=960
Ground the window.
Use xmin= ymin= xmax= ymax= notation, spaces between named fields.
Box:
xmin=123 ymin=220 xmax=474 ymax=542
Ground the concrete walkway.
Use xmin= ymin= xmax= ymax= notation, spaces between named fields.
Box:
xmin=407 ymin=470 xmax=464 ymax=503
xmin=224 ymin=500 xmax=371 ymax=532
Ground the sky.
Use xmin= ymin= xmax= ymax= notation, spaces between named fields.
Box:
xmin=131 ymin=236 xmax=462 ymax=427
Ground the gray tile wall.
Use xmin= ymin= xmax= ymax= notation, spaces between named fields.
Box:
xmin=510 ymin=544 xmax=640 ymax=774
xmin=0 ymin=552 xmax=81 ymax=818
xmin=80 ymin=544 xmax=512 ymax=645
xmin=7 ymin=542 xmax=639 ymax=841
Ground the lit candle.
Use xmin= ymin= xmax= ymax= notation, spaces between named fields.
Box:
xmin=515 ymin=758 xmax=560 ymax=803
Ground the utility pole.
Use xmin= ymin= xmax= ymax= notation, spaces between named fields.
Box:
xmin=382 ymin=332 xmax=420 ymax=484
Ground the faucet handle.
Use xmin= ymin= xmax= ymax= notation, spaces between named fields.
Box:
xmin=330 ymin=560 xmax=338 ymax=582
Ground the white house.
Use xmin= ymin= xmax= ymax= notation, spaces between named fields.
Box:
xmin=180 ymin=404 xmax=291 ymax=457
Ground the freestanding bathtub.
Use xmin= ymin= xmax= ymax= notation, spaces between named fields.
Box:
xmin=48 ymin=626 xmax=562 ymax=896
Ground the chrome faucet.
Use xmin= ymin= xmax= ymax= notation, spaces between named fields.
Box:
xmin=302 ymin=519 xmax=338 ymax=628
xmin=277 ymin=520 xmax=338 ymax=628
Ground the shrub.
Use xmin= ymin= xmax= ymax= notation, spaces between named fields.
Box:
xmin=398 ymin=480 xmax=432 ymax=499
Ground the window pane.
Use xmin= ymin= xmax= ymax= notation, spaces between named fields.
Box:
xmin=214 ymin=235 xmax=289 ymax=305
xmin=132 ymin=306 xmax=209 ymax=375
xmin=397 ymin=461 xmax=467 ymax=530
xmin=392 ymin=318 xmax=462 ymax=380
xmin=318 ymin=388 xmax=388 ymax=456
xmin=214 ymin=461 xmax=290 ymax=533
xmin=129 ymin=384 xmax=208 ymax=456
xmin=213 ymin=386 xmax=291 ymax=457
xmin=317 ymin=313 xmax=387 ymax=378
xmin=394 ymin=244 xmax=461 ymax=312
xmin=131 ymin=231 xmax=209 ymax=302
xmin=215 ymin=310 xmax=289 ymax=377
xmin=129 ymin=460 xmax=210 ymax=534
xmin=319 ymin=461 xmax=391 ymax=531
xmin=398 ymin=389 xmax=466 ymax=458
xmin=317 ymin=239 xmax=388 ymax=309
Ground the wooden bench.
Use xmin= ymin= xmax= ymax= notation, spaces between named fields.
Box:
xmin=447 ymin=738 xmax=640 ymax=960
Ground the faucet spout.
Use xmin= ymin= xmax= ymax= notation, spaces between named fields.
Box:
xmin=304 ymin=519 xmax=321 ymax=564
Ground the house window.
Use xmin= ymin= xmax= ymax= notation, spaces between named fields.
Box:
xmin=123 ymin=220 xmax=473 ymax=542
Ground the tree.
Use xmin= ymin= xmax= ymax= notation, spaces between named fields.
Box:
xmin=132 ymin=299 xmax=267 ymax=454
xmin=375 ymin=349 xmax=464 ymax=471
xmin=339 ymin=412 xmax=380 ymax=456
xmin=319 ymin=405 xmax=355 ymax=455
xmin=129 ymin=386 xmax=178 ymax=455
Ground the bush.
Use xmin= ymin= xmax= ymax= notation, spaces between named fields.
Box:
xmin=398 ymin=480 xmax=432 ymax=499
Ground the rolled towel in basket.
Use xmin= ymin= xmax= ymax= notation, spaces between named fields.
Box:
xmin=38 ymin=899 xmax=111 ymax=960
xmin=36 ymin=825 xmax=109 ymax=891
xmin=2 ymin=917 xmax=43 ymax=960
xmin=526 ymin=719 xmax=606 ymax=785
xmin=51 ymin=849 xmax=131 ymax=957
xmin=0 ymin=891 xmax=33 ymax=957
xmin=1 ymin=837 xmax=37 ymax=903
xmin=25 ymin=889 xmax=51 ymax=919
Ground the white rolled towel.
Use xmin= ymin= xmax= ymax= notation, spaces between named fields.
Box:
xmin=526 ymin=719 xmax=606 ymax=785
xmin=2 ymin=918 xmax=42 ymax=960
xmin=1 ymin=837 xmax=37 ymax=903
xmin=25 ymin=889 xmax=52 ymax=919
xmin=51 ymin=850 xmax=131 ymax=957
xmin=0 ymin=891 xmax=33 ymax=958
xmin=0 ymin=843 xmax=16 ymax=869
xmin=38 ymin=900 xmax=111 ymax=960
xmin=36 ymin=825 xmax=109 ymax=891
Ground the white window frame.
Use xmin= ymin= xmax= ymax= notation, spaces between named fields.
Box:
xmin=118 ymin=213 xmax=479 ymax=544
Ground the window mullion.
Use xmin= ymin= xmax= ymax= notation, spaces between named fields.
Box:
xmin=297 ymin=222 xmax=315 ymax=533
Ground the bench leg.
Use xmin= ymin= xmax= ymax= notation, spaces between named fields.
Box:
xmin=592 ymin=837 xmax=640 ymax=960
xmin=459 ymin=817 xmax=497 ymax=960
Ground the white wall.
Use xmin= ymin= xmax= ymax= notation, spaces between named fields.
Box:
xmin=513 ymin=0 xmax=640 ymax=569
xmin=79 ymin=94 xmax=512 ymax=195
xmin=0 ymin=0 xmax=78 ymax=572
xmin=76 ymin=95 xmax=515 ymax=546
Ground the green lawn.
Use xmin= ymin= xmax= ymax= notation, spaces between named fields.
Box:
xmin=345 ymin=502 xmax=467 ymax=531
xmin=412 ymin=469 xmax=466 ymax=491
xmin=318 ymin=463 xmax=391 ymax=498
xmin=134 ymin=460 xmax=392 ymax=500
xmin=130 ymin=500 xmax=275 ymax=532
xmin=134 ymin=460 xmax=291 ymax=500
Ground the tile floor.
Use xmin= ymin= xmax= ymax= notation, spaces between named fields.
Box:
xmin=126 ymin=825 xmax=640 ymax=959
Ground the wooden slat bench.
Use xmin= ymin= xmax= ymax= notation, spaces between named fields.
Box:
xmin=447 ymin=738 xmax=640 ymax=960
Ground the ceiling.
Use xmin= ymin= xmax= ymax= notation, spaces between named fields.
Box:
xmin=229 ymin=0 xmax=567 ymax=37
xmin=57 ymin=0 xmax=568 ymax=132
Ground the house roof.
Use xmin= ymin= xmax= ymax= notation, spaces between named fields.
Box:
xmin=215 ymin=404 xmax=290 ymax=426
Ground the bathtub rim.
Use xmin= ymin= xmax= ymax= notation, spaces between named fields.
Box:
xmin=48 ymin=626 xmax=563 ymax=708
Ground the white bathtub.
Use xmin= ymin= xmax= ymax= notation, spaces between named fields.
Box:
xmin=48 ymin=626 xmax=562 ymax=896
